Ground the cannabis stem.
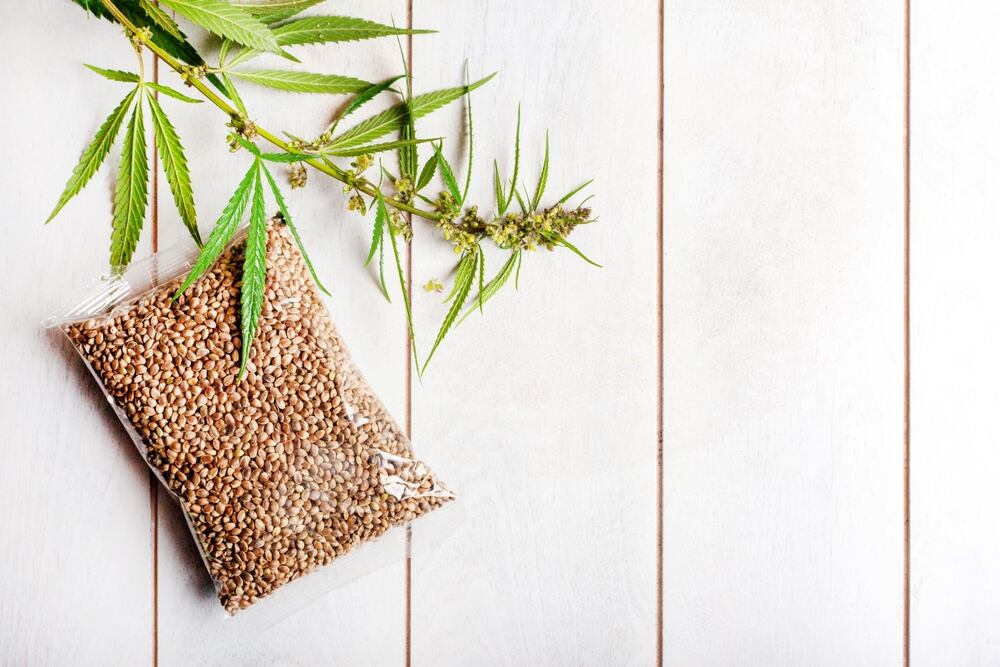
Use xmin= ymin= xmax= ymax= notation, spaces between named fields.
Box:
xmin=98 ymin=0 xmax=441 ymax=223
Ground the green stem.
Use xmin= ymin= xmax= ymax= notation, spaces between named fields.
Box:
xmin=98 ymin=0 xmax=440 ymax=223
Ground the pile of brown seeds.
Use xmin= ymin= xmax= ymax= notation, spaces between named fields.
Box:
xmin=63 ymin=222 xmax=453 ymax=613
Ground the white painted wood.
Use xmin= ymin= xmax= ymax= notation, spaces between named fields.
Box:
xmin=409 ymin=1 xmax=659 ymax=664
xmin=151 ymin=2 xmax=411 ymax=664
xmin=0 ymin=2 xmax=153 ymax=664
xmin=910 ymin=2 xmax=1000 ymax=664
xmin=663 ymin=2 xmax=905 ymax=664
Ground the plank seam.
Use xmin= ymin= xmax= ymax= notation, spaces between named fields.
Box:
xmin=903 ymin=0 xmax=911 ymax=663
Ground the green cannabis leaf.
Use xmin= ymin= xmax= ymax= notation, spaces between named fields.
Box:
xmin=330 ymin=75 xmax=495 ymax=149
xmin=174 ymin=161 xmax=257 ymax=298
xmin=146 ymin=91 xmax=201 ymax=245
xmin=423 ymin=251 xmax=477 ymax=373
xmin=238 ymin=167 xmax=267 ymax=379
xmin=47 ymin=87 xmax=138 ymax=223
xmin=110 ymin=95 xmax=149 ymax=269
xmin=273 ymin=16 xmax=432 ymax=46
xmin=226 ymin=69 xmax=370 ymax=94
xmin=261 ymin=165 xmax=328 ymax=294
xmin=232 ymin=0 xmax=321 ymax=24
xmin=159 ymin=0 xmax=282 ymax=54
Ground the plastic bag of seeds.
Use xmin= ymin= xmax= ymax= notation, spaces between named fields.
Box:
xmin=47 ymin=220 xmax=455 ymax=618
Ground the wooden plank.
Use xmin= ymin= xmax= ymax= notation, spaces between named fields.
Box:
xmin=0 ymin=3 xmax=153 ymax=664
xmin=910 ymin=2 xmax=1000 ymax=663
xmin=152 ymin=2 xmax=414 ymax=663
xmin=409 ymin=1 xmax=660 ymax=663
xmin=663 ymin=2 xmax=905 ymax=664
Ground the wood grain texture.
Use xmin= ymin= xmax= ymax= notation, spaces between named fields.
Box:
xmin=151 ymin=2 xmax=413 ymax=664
xmin=910 ymin=2 xmax=1000 ymax=664
xmin=409 ymin=1 xmax=660 ymax=664
xmin=0 ymin=2 xmax=153 ymax=664
xmin=662 ymin=2 xmax=905 ymax=664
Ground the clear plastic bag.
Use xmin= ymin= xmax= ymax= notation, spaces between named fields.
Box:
xmin=48 ymin=220 xmax=455 ymax=617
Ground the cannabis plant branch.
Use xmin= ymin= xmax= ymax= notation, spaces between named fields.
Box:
xmin=53 ymin=0 xmax=597 ymax=374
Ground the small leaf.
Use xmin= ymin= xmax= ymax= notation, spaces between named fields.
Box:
xmin=84 ymin=64 xmax=139 ymax=82
xmin=507 ymin=105 xmax=521 ymax=214
xmin=512 ymin=186 xmax=528 ymax=215
xmin=146 ymin=91 xmax=201 ymax=246
xmin=139 ymin=0 xmax=184 ymax=40
xmin=323 ymin=137 xmax=436 ymax=158
xmin=434 ymin=143 xmax=462 ymax=204
xmin=238 ymin=167 xmax=267 ymax=379
xmin=423 ymin=251 xmax=476 ymax=373
xmin=47 ymin=87 xmax=137 ymax=223
xmin=234 ymin=135 xmax=262 ymax=155
xmin=544 ymin=232 xmax=602 ymax=267
xmin=531 ymin=131 xmax=549 ymax=211
xmin=174 ymin=161 xmax=257 ymax=298
xmin=443 ymin=252 xmax=476 ymax=304
xmin=272 ymin=16 xmax=432 ymax=46
xmin=228 ymin=69 xmax=370 ymax=94
xmin=458 ymin=250 xmax=519 ymax=325
xmin=261 ymin=166 xmax=329 ymax=295
xmin=493 ymin=160 xmax=504 ymax=215
xmin=329 ymin=76 xmax=404 ymax=134
xmin=477 ymin=250 xmax=485 ymax=313
xmin=554 ymin=179 xmax=593 ymax=206
xmin=220 ymin=72 xmax=249 ymax=115
xmin=382 ymin=191 xmax=419 ymax=366
xmin=515 ymin=251 xmax=523 ymax=289
xmin=331 ymin=74 xmax=495 ymax=149
xmin=462 ymin=72 xmax=474 ymax=203
xmin=146 ymin=82 xmax=203 ymax=104
xmin=416 ymin=153 xmax=438 ymax=191
xmin=364 ymin=191 xmax=384 ymax=268
xmin=232 ymin=0 xmax=321 ymax=24
xmin=110 ymin=100 xmax=149 ymax=270
xmin=159 ymin=0 xmax=282 ymax=54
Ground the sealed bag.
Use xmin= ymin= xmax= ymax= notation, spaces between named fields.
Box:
xmin=51 ymin=220 xmax=454 ymax=614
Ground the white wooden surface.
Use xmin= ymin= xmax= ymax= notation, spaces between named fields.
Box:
xmin=1 ymin=0 xmax=996 ymax=665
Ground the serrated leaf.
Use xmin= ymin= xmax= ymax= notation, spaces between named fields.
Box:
xmin=174 ymin=161 xmax=257 ymax=298
xmin=146 ymin=91 xmax=201 ymax=246
xmin=328 ymin=76 xmax=404 ymax=134
xmin=515 ymin=250 xmax=523 ymax=289
xmin=507 ymin=105 xmax=521 ymax=214
xmin=159 ymin=0 xmax=281 ymax=53
xmin=423 ymin=251 xmax=476 ymax=373
xmin=110 ymin=101 xmax=149 ymax=270
xmin=512 ymin=185 xmax=528 ymax=215
xmin=462 ymin=75 xmax=474 ymax=203
xmin=261 ymin=166 xmax=329 ymax=295
xmin=416 ymin=153 xmax=438 ymax=191
xmin=238 ymin=168 xmax=267 ymax=379
xmin=219 ymin=72 xmax=249 ymax=115
xmin=531 ymin=130 xmax=549 ymax=211
xmin=364 ymin=192 xmax=385 ymax=268
xmin=146 ymin=82 xmax=203 ymax=103
xmin=323 ymin=137 xmax=436 ymax=158
xmin=458 ymin=250 xmax=518 ymax=325
xmin=544 ymin=232 xmax=602 ymax=267
xmin=382 ymin=191 xmax=418 ymax=366
xmin=272 ymin=16 xmax=431 ymax=46
xmin=476 ymin=250 xmax=485 ymax=312
xmin=139 ymin=0 xmax=184 ymax=40
xmin=84 ymin=64 xmax=139 ymax=82
xmin=493 ymin=160 xmax=504 ymax=215
xmin=331 ymin=74 xmax=495 ymax=149
xmin=233 ymin=135 xmax=261 ymax=155
xmin=555 ymin=179 xmax=593 ymax=206
xmin=443 ymin=252 xmax=477 ymax=304
xmin=232 ymin=0 xmax=321 ymax=24
xmin=47 ymin=88 xmax=137 ymax=223
xmin=434 ymin=143 xmax=462 ymax=204
xmin=228 ymin=69 xmax=370 ymax=94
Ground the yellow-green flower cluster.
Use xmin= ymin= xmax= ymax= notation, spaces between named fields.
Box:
xmin=485 ymin=205 xmax=591 ymax=250
xmin=287 ymin=163 xmax=307 ymax=189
